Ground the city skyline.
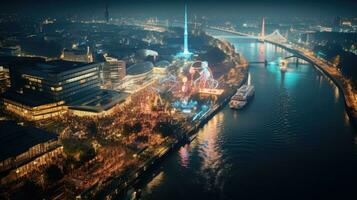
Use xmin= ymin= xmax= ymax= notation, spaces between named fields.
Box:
xmin=0 ymin=1 xmax=357 ymax=199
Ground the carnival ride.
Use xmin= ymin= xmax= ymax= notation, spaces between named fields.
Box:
xmin=189 ymin=61 xmax=219 ymax=90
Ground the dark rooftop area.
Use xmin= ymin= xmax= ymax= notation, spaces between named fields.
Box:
xmin=2 ymin=91 xmax=54 ymax=107
xmin=0 ymin=56 xmax=93 ymax=75
xmin=0 ymin=121 xmax=58 ymax=161
xmin=63 ymin=48 xmax=88 ymax=55
xmin=127 ymin=61 xmax=153 ymax=75
xmin=0 ymin=56 xmax=46 ymax=67
xmin=35 ymin=60 xmax=91 ymax=74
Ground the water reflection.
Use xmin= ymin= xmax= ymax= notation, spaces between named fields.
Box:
xmin=178 ymin=144 xmax=190 ymax=168
xmin=197 ymin=112 xmax=224 ymax=172
xmin=143 ymin=171 xmax=165 ymax=194
xmin=196 ymin=112 xmax=225 ymax=190
xmin=334 ymin=85 xmax=340 ymax=103
xmin=258 ymin=43 xmax=265 ymax=62
xmin=139 ymin=30 xmax=356 ymax=200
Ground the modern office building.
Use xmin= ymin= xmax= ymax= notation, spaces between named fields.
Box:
xmin=2 ymin=59 xmax=102 ymax=120
xmin=60 ymin=47 xmax=93 ymax=63
xmin=10 ymin=60 xmax=101 ymax=103
xmin=119 ymin=61 xmax=154 ymax=93
xmin=102 ymin=56 xmax=126 ymax=88
xmin=0 ymin=57 xmax=47 ymax=95
xmin=1 ymin=57 xmax=130 ymax=119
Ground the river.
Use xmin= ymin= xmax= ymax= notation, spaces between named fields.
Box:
xmin=131 ymin=30 xmax=357 ymax=199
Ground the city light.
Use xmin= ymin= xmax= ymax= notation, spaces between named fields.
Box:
xmin=1 ymin=1 xmax=357 ymax=199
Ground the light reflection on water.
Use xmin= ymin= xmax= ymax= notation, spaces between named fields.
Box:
xmin=178 ymin=144 xmax=190 ymax=168
xmin=137 ymin=30 xmax=357 ymax=200
xmin=140 ymin=171 xmax=165 ymax=196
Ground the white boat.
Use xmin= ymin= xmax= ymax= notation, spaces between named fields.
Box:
xmin=229 ymin=84 xmax=255 ymax=109
xmin=229 ymin=99 xmax=247 ymax=109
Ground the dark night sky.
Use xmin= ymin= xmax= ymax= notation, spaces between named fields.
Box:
xmin=1 ymin=0 xmax=357 ymax=18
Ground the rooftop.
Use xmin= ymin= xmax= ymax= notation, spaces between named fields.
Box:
xmin=34 ymin=60 xmax=91 ymax=74
xmin=2 ymin=91 xmax=54 ymax=107
xmin=155 ymin=60 xmax=170 ymax=68
xmin=69 ymin=90 xmax=130 ymax=112
xmin=127 ymin=61 xmax=153 ymax=76
xmin=0 ymin=56 xmax=46 ymax=68
xmin=63 ymin=48 xmax=88 ymax=55
xmin=0 ymin=121 xmax=58 ymax=161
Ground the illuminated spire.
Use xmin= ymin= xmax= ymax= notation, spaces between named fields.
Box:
xmin=105 ymin=3 xmax=109 ymax=23
xmin=183 ymin=3 xmax=189 ymax=55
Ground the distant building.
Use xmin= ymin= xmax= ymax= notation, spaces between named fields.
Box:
xmin=0 ymin=66 xmax=10 ymax=94
xmin=105 ymin=3 xmax=109 ymax=23
xmin=0 ymin=121 xmax=63 ymax=184
xmin=136 ymin=49 xmax=158 ymax=61
xmin=333 ymin=16 xmax=341 ymax=31
xmin=0 ymin=45 xmax=21 ymax=56
xmin=60 ymin=47 xmax=93 ymax=63
xmin=341 ymin=20 xmax=352 ymax=27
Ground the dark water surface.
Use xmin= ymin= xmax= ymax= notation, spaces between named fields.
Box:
xmin=133 ymin=31 xmax=357 ymax=199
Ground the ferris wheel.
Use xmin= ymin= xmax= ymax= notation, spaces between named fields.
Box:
xmin=189 ymin=61 xmax=219 ymax=89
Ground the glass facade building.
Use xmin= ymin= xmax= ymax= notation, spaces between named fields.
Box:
xmin=2 ymin=59 xmax=102 ymax=120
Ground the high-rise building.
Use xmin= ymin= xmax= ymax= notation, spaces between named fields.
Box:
xmin=333 ymin=16 xmax=341 ymax=31
xmin=103 ymin=56 xmax=126 ymax=88
xmin=105 ymin=3 xmax=109 ymax=23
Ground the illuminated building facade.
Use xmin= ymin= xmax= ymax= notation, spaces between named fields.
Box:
xmin=0 ymin=121 xmax=63 ymax=184
xmin=120 ymin=61 xmax=154 ymax=93
xmin=103 ymin=56 xmax=126 ymax=88
xmin=60 ymin=47 xmax=93 ymax=63
xmin=153 ymin=60 xmax=170 ymax=75
xmin=2 ymin=60 xmax=101 ymax=120
xmin=0 ymin=66 xmax=10 ymax=94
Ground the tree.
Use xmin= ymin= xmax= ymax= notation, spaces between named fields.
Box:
xmin=44 ymin=165 xmax=63 ymax=183
xmin=79 ymin=146 xmax=95 ymax=162
xmin=87 ymin=120 xmax=97 ymax=137
xmin=154 ymin=121 xmax=180 ymax=138
xmin=199 ymin=47 xmax=226 ymax=65
xmin=123 ymin=122 xmax=142 ymax=134
xmin=62 ymin=139 xmax=96 ymax=162
xmin=132 ymin=122 xmax=142 ymax=133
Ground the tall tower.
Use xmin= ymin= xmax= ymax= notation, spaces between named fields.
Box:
xmin=105 ymin=3 xmax=109 ymax=23
xmin=261 ymin=17 xmax=265 ymax=40
xmin=183 ymin=4 xmax=189 ymax=55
